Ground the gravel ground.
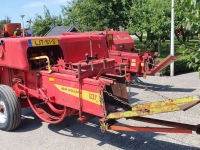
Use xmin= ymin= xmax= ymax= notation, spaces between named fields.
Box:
xmin=0 ymin=72 xmax=200 ymax=150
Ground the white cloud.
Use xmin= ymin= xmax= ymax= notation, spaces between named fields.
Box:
xmin=23 ymin=2 xmax=45 ymax=8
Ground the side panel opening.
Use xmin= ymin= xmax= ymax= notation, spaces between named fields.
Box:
xmin=27 ymin=45 xmax=64 ymax=70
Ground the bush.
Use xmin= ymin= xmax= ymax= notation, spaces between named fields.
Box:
xmin=160 ymin=58 xmax=193 ymax=75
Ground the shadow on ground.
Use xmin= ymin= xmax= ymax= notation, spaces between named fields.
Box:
xmin=48 ymin=117 xmax=199 ymax=150
xmin=14 ymin=108 xmax=42 ymax=132
xmin=130 ymin=77 xmax=196 ymax=92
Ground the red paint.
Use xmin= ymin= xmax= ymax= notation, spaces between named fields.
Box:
xmin=0 ymin=31 xmax=182 ymax=134
xmin=0 ymin=34 xmax=119 ymax=123
xmin=62 ymin=31 xmax=178 ymax=77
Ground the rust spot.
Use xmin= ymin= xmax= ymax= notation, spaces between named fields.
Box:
xmin=0 ymin=105 xmax=4 ymax=113
xmin=137 ymin=108 xmax=150 ymax=113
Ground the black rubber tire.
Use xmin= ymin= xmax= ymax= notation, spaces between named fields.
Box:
xmin=0 ymin=85 xmax=21 ymax=131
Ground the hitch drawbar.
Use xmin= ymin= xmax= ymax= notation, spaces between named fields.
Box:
xmin=100 ymin=95 xmax=200 ymax=134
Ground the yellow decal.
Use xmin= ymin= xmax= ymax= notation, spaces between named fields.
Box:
xmin=49 ymin=77 xmax=55 ymax=82
xmin=54 ymin=84 xmax=101 ymax=105
xmin=141 ymin=63 xmax=144 ymax=67
xmin=131 ymin=59 xmax=136 ymax=62
xmin=131 ymin=63 xmax=136 ymax=66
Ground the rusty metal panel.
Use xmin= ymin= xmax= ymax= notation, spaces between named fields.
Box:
xmin=103 ymin=74 xmax=129 ymax=108
xmin=106 ymin=96 xmax=200 ymax=119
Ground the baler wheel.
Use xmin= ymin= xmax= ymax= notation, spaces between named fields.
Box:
xmin=0 ymin=85 xmax=21 ymax=131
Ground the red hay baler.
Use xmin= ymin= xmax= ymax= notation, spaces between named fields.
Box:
xmin=62 ymin=31 xmax=179 ymax=78
xmin=0 ymin=35 xmax=199 ymax=135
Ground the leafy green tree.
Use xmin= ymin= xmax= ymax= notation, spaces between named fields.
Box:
xmin=0 ymin=17 xmax=11 ymax=30
xmin=175 ymin=2 xmax=193 ymax=44
xmin=128 ymin=0 xmax=151 ymax=42
xmin=61 ymin=0 xmax=132 ymax=31
xmin=180 ymin=0 xmax=200 ymax=76
xmin=32 ymin=6 xmax=63 ymax=36
xmin=128 ymin=0 xmax=171 ymax=54
xmin=129 ymin=0 xmax=192 ymax=53
xmin=0 ymin=20 xmax=7 ymax=30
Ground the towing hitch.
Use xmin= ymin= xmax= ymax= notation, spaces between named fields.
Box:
xmin=101 ymin=95 xmax=200 ymax=134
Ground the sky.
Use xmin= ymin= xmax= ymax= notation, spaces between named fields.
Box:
xmin=0 ymin=0 xmax=69 ymax=27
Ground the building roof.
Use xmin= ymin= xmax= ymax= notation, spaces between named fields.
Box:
xmin=44 ymin=24 xmax=79 ymax=36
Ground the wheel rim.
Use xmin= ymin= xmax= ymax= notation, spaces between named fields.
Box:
xmin=0 ymin=101 xmax=7 ymax=123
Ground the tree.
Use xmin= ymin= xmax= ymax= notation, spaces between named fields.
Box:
xmin=128 ymin=0 xmax=149 ymax=42
xmin=128 ymin=0 xmax=171 ymax=54
xmin=180 ymin=0 xmax=200 ymax=76
xmin=32 ymin=6 xmax=63 ymax=36
xmin=0 ymin=20 xmax=7 ymax=30
xmin=61 ymin=0 xmax=132 ymax=31
xmin=0 ymin=17 xmax=11 ymax=30
xmin=175 ymin=2 xmax=193 ymax=44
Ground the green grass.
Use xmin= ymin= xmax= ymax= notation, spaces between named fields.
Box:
xmin=134 ymin=38 xmax=198 ymax=60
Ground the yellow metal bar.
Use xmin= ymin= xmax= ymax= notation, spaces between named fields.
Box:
xmin=132 ymin=96 xmax=200 ymax=111
xmin=106 ymin=96 xmax=200 ymax=119
xmin=30 ymin=56 xmax=52 ymax=73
